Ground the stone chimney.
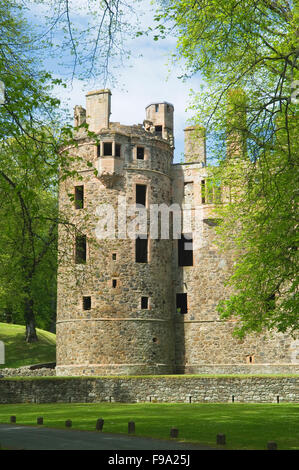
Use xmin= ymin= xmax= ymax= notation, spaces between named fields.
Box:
xmin=184 ymin=126 xmax=206 ymax=165
xmin=85 ymin=89 xmax=111 ymax=132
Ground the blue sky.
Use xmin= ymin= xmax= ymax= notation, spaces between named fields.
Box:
xmin=26 ymin=0 xmax=203 ymax=163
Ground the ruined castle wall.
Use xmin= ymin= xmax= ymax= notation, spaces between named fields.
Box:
xmin=171 ymin=163 xmax=298 ymax=373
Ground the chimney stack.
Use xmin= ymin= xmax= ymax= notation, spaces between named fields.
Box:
xmin=85 ymin=89 xmax=111 ymax=132
xmin=184 ymin=126 xmax=206 ymax=165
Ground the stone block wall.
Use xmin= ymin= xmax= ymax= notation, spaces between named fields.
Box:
xmin=0 ymin=376 xmax=298 ymax=404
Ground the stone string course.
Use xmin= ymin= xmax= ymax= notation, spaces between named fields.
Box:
xmin=0 ymin=376 xmax=298 ymax=404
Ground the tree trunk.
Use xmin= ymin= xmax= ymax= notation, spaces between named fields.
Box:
xmin=24 ymin=298 xmax=38 ymax=343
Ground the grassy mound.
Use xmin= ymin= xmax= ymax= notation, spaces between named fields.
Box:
xmin=0 ymin=322 xmax=56 ymax=369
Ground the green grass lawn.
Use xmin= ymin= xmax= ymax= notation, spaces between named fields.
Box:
xmin=0 ymin=322 xmax=56 ymax=368
xmin=0 ymin=402 xmax=298 ymax=450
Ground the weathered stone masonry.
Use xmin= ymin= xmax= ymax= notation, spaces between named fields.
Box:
xmin=0 ymin=377 xmax=298 ymax=404
xmin=56 ymin=89 xmax=299 ymax=376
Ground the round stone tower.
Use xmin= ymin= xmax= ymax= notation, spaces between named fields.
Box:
xmin=56 ymin=90 xmax=176 ymax=376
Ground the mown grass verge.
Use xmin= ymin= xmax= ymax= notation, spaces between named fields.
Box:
xmin=0 ymin=402 xmax=298 ymax=450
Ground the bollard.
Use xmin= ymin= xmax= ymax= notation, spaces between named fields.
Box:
xmin=65 ymin=419 xmax=72 ymax=428
xmin=128 ymin=421 xmax=135 ymax=434
xmin=10 ymin=416 xmax=16 ymax=424
xmin=96 ymin=418 xmax=104 ymax=432
xmin=170 ymin=428 xmax=179 ymax=439
xmin=267 ymin=441 xmax=277 ymax=450
xmin=37 ymin=417 xmax=43 ymax=425
xmin=217 ymin=434 xmax=226 ymax=445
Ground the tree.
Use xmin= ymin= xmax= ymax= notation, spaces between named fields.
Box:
xmin=153 ymin=0 xmax=298 ymax=336
xmin=0 ymin=1 xmax=76 ymax=341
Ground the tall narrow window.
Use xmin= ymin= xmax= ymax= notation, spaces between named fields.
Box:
xmin=137 ymin=147 xmax=145 ymax=160
xmin=115 ymin=143 xmax=121 ymax=157
xmin=112 ymin=279 xmax=117 ymax=288
xmin=83 ymin=296 xmax=91 ymax=310
xmin=75 ymin=185 xmax=84 ymax=209
xmin=136 ymin=184 xmax=147 ymax=206
xmin=176 ymin=293 xmax=188 ymax=314
xmin=155 ymin=125 xmax=162 ymax=137
xmin=141 ymin=297 xmax=149 ymax=309
xmin=155 ymin=104 xmax=159 ymax=112
xmin=201 ymin=180 xmax=206 ymax=204
xmin=97 ymin=145 xmax=101 ymax=158
xmin=178 ymin=234 xmax=193 ymax=266
xmin=103 ymin=142 xmax=112 ymax=156
xmin=136 ymin=237 xmax=148 ymax=263
xmin=75 ymin=235 xmax=86 ymax=264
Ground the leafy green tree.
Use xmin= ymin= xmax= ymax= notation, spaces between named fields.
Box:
xmin=0 ymin=1 xmax=74 ymax=341
xmin=154 ymin=0 xmax=298 ymax=335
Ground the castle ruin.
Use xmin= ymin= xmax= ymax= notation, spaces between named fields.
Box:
xmin=56 ymin=89 xmax=298 ymax=376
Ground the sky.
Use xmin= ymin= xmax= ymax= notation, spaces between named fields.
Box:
xmin=26 ymin=0 xmax=203 ymax=163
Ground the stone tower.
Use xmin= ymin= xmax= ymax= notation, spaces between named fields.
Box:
xmin=56 ymin=90 xmax=175 ymax=376
xmin=56 ymin=89 xmax=299 ymax=376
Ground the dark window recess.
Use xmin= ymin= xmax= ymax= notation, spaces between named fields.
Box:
xmin=176 ymin=293 xmax=188 ymax=314
xmin=203 ymin=218 xmax=222 ymax=227
xmin=75 ymin=186 xmax=84 ymax=209
xmin=178 ymin=234 xmax=193 ymax=266
xmin=141 ymin=297 xmax=148 ymax=309
xmin=136 ymin=184 xmax=147 ymax=206
xmin=137 ymin=147 xmax=145 ymax=160
xmin=103 ymin=142 xmax=112 ymax=156
xmin=83 ymin=296 xmax=91 ymax=310
xmin=136 ymin=237 xmax=148 ymax=263
xmin=112 ymin=279 xmax=117 ymax=288
xmin=201 ymin=180 xmax=206 ymax=204
xmin=75 ymin=235 xmax=86 ymax=264
xmin=115 ymin=143 xmax=121 ymax=157
xmin=247 ymin=355 xmax=255 ymax=364
xmin=155 ymin=104 xmax=159 ymax=112
xmin=112 ymin=253 xmax=117 ymax=260
xmin=155 ymin=125 xmax=162 ymax=137
xmin=97 ymin=145 xmax=101 ymax=157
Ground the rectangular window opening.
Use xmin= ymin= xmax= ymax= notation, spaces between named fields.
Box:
xmin=112 ymin=253 xmax=117 ymax=261
xmin=141 ymin=297 xmax=149 ymax=309
xmin=75 ymin=185 xmax=84 ymax=209
xmin=137 ymin=147 xmax=145 ymax=160
xmin=103 ymin=142 xmax=112 ymax=156
xmin=136 ymin=184 xmax=147 ymax=206
xmin=201 ymin=180 xmax=206 ymax=204
xmin=112 ymin=279 xmax=117 ymax=288
xmin=178 ymin=234 xmax=193 ymax=266
xmin=155 ymin=125 xmax=162 ymax=137
xmin=75 ymin=235 xmax=86 ymax=264
xmin=83 ymin=296 xmax=91 ymax=310
xmin=136 ymin=237 xmax=148 ymax=263
xmin=176 ymin=293 xmax=188 ymax=314
xmin=115 ymin=143 xmax=121 ymax=157
xmin=97 ymin=145 xmax=101 ymax=158
xmin=155 ymin=104 xmax=159 ymax=112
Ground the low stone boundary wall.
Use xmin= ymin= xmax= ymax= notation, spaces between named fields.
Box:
xmin=0 ymin=367 xmax=56 ymax=377
xmin=0 ymin=376 xmax=298 ymax=404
